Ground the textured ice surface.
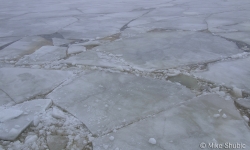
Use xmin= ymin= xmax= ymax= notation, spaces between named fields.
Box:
xmin=236 ymin=98 xmax=250 ymax=109
xmin=59 ymin=11 xmax=147 ymax=39
xmin=67 ymin=45 xmax=86 ymax=55
xmin=52 ymin=38 xmax=72 ymax=46
xmin=207 ymin=10 xmax=250 ymax=33
xmin=0 ymin=68 xmax=72 ymax=103
xmin=63 ymin=50 xmax=125 ymax=68
xmin=0 ymin=37 xmax=20 ymax=48
xmin=0 ymin=99 xmax=51 ymax=141
xmin=96 ymin=31 xmax=242 ymax=70
xmin=16 ymin=46 xmax=67 ymax=65
xmin=48 ymin=71 xmax=195 ymax=135
xmin=0 ymin=108 xmax=23 ymax=123
xmin=216 ymin=32 xmax=250 ymax=46
xmin=93 ymin=94 xmax=250 ymax=150
xmin=1 ymin=0 xmax=250 ymax=149
xmin=0 ymin=90 xmax=13 ymax=106
xmin=194 ymin=57 xmax=250 ymax=92
xmin=0 ymin=36 xmax=51 ymax=61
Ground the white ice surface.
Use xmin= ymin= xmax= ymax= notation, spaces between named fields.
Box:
xmin=0 ymin=36 xmax=51 ymax=61
xmin=16 ymin=46 xmax=67 ymax=65
xmin=0 ymin=99 xmax=52 ymax=141
xmin=194 ymin=57 xmax=250 ymax=92
xmin=48 ymin=71 xmax=195 ymax=135
xmin=96 ymin=31 xmax=242 ymax=70
xmin=0 ymin=68 xmax=73 ymax=103
xmin=93 ymin=94 xmax=250 ymax=150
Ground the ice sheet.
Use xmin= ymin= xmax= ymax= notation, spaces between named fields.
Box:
xmin=93 ymin=94 xmax=250 ymax=150
xmin=96 ymin=31 xmax=242 ymax=70
xmin=0 ymin=90 xmax=13 ymax=106
xmin=63 ymin=50 xmax=126 ymax=68
xmin=16 ymin=46 xmax=67 ymax=65
xmin=0 ymin=68 xmax=73 ymax=103
xmin=0 ymin=36 xmax=52 ymax=61
xmin=194 ymin=57 xmax=250 ymax=92
xmin=48 ymin=71 xmax=195 ymax=135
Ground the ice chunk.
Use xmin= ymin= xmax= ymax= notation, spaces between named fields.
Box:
xmin=243 ymin=116 xmax=249 ymax=122
xmin=25 ymin=135 xmax=38 ymax=144
xmin=16 ymin=46 xmax=67 ymax=65
xmin=95 ymin=31 xmax=242 ymax=70
xmin=0 ymin=99 xmax=52 ymax=141
xmin=222 ymin=114 xmax=227 ymax=119
xmin=0 ymin=36 xmax=51 ymax=61
xmin=148 ymin=138 xmax=156 ymax=144
xmin=51 ymin=107 xmax=65 ymax=119
xmin=93 ymin=94 xmax=250 ymax=150
xmin=109 ymin=136 xmax=114 ymax=141
xmin=67 ymin=45 xmax=86 ymax=55
xmin=48 ymin=71 xmax=195 ymax=135
xmin=213 ymin=114 xmax=220 ymax=118
xmin=194 ymin=57 xmax=250 ymax=93
xmin=0 ymin=67 xmax=72 ymax=103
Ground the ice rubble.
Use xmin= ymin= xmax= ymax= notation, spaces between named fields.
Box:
xmin=0 ymin=36 xmax=51 ymax=61
xmin=0 ymin=68 xmax=73 ymax=103
xmin=0 ymin=99 xmax=51 ymax=141
xmin=16 ymin=46 xmax=67 ymax=65
xmin=194 ymin=57 xmax=250 ymax=93
xmin=1 ymin=106 xmax=91 ymax=150
xmin=93 ymin=94 xmax=250 ymax=150
xmin=48 ymin=71 xmax=195 ymax=135
xmin=94 ymin=31 xmax=242 ymax=70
